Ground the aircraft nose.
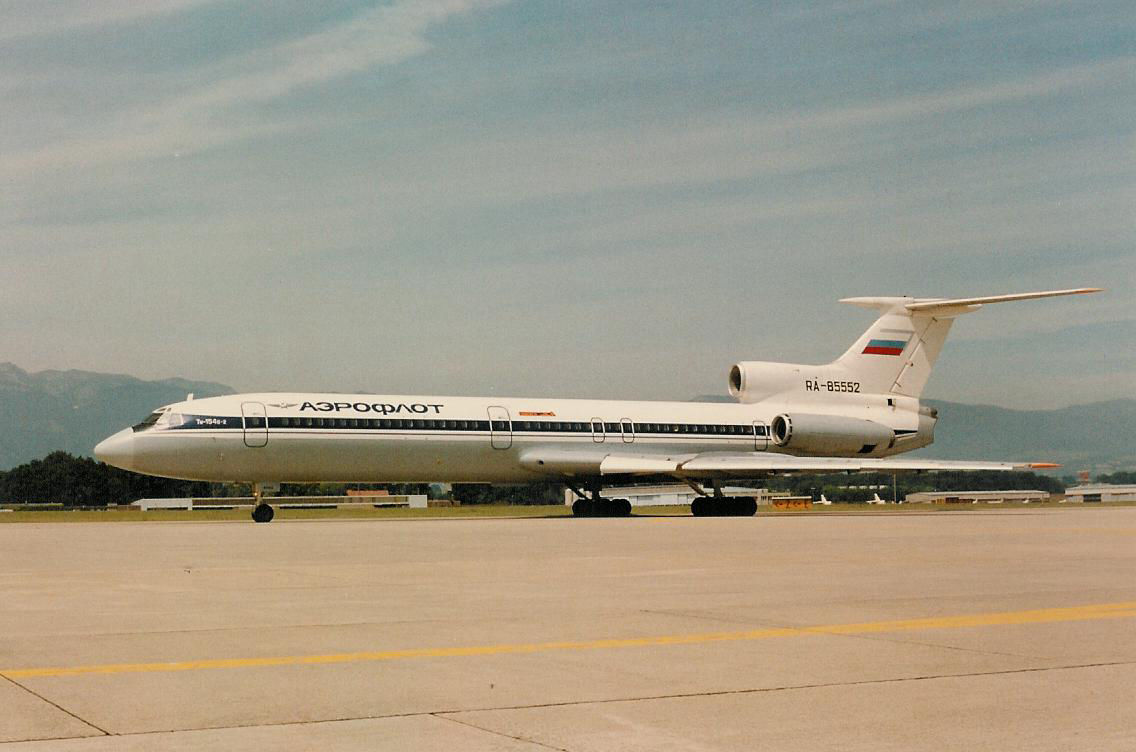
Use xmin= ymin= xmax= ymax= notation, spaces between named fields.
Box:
xmin=94 ymin=429 xmax=135 ymax=471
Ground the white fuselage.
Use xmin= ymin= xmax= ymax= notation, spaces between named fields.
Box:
xmin=94 ymin=391 xmax=932 ymax=483
xmin=93 ymin=289 xmax=1101 ymax=488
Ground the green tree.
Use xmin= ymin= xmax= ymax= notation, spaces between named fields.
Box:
xmin=1096 ymin=471 xmax=1136 ymax=484
xmin=0 ymin=451 xmax=210 ymax=506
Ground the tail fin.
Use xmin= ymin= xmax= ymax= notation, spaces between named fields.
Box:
xmin=832 ymin=289 xmax=1100 ymax=398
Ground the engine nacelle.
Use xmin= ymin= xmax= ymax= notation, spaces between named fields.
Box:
xmin=770 ymin=413 xmax=894 ymax=455
xmin=728 ymin=361 xmax=804 ymax=403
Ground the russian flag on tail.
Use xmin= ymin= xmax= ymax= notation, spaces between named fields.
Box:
xmin=862 ymin=336 xmax=910 ymax=356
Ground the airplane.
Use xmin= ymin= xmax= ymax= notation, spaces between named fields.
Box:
xmin=95 ymin=288 xmax=1100 ymax=522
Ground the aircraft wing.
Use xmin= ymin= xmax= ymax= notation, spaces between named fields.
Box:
xmin=519 ymin=448 xmax=1055 ymax=479
xmin=674 ymin=453 xmax=1056 ymax=478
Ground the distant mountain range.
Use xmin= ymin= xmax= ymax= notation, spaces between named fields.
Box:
xmin=916 ymin=399 xmax=1134 ymax=474
xmin=0 ymin=363 xmax=233 ymax=470
xmin=693 ymin=394 xmax=1134 ymax=475
xmin=0 ymin=363 xmax=1130 ymax=474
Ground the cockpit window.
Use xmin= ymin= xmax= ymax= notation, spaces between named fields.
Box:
xmin=132 ymin=411 xmax=166 ymax=432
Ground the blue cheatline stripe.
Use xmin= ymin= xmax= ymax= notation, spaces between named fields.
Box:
xmin=145 ymin=417 xmax=765 ymax=437
xmin=866 ymin=338 xmax=908 ymax=349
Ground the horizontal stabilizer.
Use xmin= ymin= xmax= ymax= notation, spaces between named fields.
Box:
xmin=832 ymin=287 xmax=1101 ymax=398
xmin=904 ymin=288 xmax=1102 ymax=313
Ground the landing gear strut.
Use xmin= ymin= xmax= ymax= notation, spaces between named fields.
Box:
xmin=568 ymin=482 xmax=631 ymax=518
xmin=251 ymin=482 xmax=275 ymax=523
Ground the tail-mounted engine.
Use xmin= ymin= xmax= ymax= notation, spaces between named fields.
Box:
xmin=728 ymin=361 xmax=805 ymax=403
xmin=770 ymin=413 xmax=894 ymax=455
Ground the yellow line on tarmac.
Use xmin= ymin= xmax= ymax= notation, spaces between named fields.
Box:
xmin=4 ymin=602 xmax=1135 ymax=680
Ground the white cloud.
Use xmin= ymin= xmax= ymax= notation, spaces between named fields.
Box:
xmin=0 ymin=0 xmax=219 ymax=41
xmin=0 ymin=0 xmax=508 ymax=177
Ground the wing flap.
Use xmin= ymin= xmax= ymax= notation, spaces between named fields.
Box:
xmin=600 ymin=454 xmax=688 ymax=474
xmin=519 ymin=449 xmax=694 ymax=476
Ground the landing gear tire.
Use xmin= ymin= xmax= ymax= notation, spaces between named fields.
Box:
xmin=572 ymin=497 xmax=630 ymax=517
xmin=252 ymin=503 xmax=275 ymax=523
xmin=691 ymin=496 xmax=757 ymax=517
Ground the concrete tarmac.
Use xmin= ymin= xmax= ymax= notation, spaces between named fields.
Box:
xmin=1 ymin=507 xmax=1134 ymax=750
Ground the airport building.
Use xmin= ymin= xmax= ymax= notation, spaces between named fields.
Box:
xmin=904 ymin=490 xmax=1050 ymax=504
xmin=1063 ymin=484 xmax=1136 ymax=503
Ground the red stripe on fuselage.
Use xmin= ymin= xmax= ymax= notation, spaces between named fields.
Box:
xmin=862 ymin=346 xmax=904 ymax=356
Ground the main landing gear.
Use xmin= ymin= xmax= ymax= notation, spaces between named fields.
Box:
xmin=690 ymin=496 xmax=757 ymax=517
xmin=251 ymin=483 xmax=275 ymax=523
xmin=572 ymin=497 xmax=632 ymax=518
xmin=569 ymin=482 xmax=632 ymax=518
xmin=686 ymin=479 xmax=758 ymax=517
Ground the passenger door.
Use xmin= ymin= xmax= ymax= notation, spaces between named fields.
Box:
xmin=242 ymin=402 xmax=268 ymax=448
xmin=620 ymin=418 xmax=635 ymax=444
xmin=488 ymin=406 xmax=512 ymax=449
xmin=753 ymin=420 xmax=769 ymax=451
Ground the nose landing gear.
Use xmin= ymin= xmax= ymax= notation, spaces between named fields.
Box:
xmin=251 ymin=503 xmax=275 ymax=523
xmin=251 ymin=483 xmax=275 ymax=523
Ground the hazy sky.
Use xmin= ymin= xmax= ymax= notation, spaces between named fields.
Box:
xmin=2 ymin=1 xmax=1132 ymax=408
